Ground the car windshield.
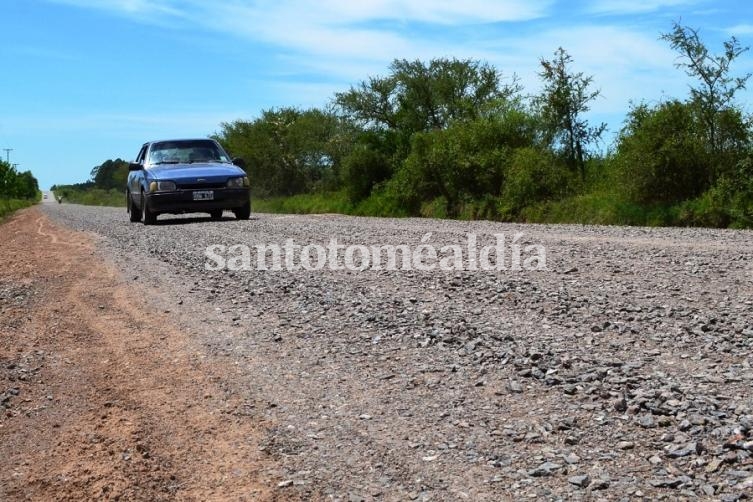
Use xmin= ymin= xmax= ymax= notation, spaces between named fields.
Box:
xmin=147 ymin=140 xmax=230 ymax=165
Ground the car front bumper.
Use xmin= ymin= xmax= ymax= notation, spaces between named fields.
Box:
xmin=145 ymin=188 xmax=250 ymax=214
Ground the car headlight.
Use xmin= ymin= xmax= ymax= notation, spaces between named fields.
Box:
xmin=227 ymin=176 xmax=249 ymax=188
xmin=149 ymin=180 xmax=176 ymax=192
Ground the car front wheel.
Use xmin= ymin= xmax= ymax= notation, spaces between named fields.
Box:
xmin=142 ymin=192 xmax=157 ymax=225
xmin=128 ymin=191 xmax=142 ymax=222
xmin=233 ymin=202 xmax=251 ymax=220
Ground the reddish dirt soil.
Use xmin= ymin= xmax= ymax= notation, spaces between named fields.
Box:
xmin=0 ymin=208 xmax=274 ymax=501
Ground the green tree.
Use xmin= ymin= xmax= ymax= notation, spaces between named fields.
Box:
xmin=336 ymin=58 xmax=520 ymax=152
xmin=727 ymin=156 xmax=753 ymax=225
xmin=0 ymin=160 xmax=39 ymax=199
xmin=661 ymin=21 xmax=751 ymax=174
xmin=535 ymin=47 xmax=606 ymax=180
xmin=341 ymin=144 xmax=391 ymax=203
xmin=90 ymin=158 xmax=129 ymax=190
xmin=499 ymin=147 xmax=570 ymax=218
xmin=15 ymin=170 xmax=39 ymax=199
xmin=389 ymin=107 xmax=539 ymax=216
xmin=0 ymin=160 xmax=12 ymax=197
xmin=616 ymin=100 xmax=709 ymax=204
xmin=216 ymin=107 xmax=347 ymax=197
xmin=337 ymin=58 xmax=524 ymax=214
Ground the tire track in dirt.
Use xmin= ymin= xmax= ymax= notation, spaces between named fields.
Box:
xmin=1 ymin=208 xmax=277 ymax=501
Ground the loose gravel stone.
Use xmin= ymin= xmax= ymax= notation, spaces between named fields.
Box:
xmin=41 ymin=205 xmax=753 ymax=500
xmin=665 ymin=442 xmax=699 ymax=458
xmin=649 ymin=477 xmax=682 ymax=489
xmin=567 ymin=475 xmax=590 ymax=488
xmin=590 ymin=478 xmax=611 ymax=490
xmin=528 ymin=462 xmax=562 ymax=477
xmin=508 ymin=380 xmax=523 ymax=393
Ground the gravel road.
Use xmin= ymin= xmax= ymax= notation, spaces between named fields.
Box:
xmin=41 ymin=204 xmax=753 ymax=500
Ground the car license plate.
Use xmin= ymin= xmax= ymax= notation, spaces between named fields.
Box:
xmin=193 ymin=190 xmax=214 ymax=201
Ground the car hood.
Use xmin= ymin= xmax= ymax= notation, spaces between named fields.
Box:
xmin=148 ymin=163 xmax=246 ymax=182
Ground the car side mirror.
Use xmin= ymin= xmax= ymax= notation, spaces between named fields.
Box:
xmin=128 ymin=162 xmax=143 ymax=171
xmin=232 ymin=157 xmax=246 ymax=169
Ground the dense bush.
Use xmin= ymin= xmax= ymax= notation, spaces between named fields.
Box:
xmin=0 ymin=161 xmax=39 ymax=200
xmin=615 ymin=100 xmax=710 ymax=204
xmin=341 ymin=145 xmax=392 ymax=203
xmin=499 ymin=147 xmax=571 ymax=218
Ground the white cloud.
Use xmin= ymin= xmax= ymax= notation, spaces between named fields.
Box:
xmin=50 ymin=0 xmax=187 ymax=18
xmin=587 ymin=0 xmax=701 ymax=15
xmin=7 ymin=110 xmax=244 ymax=136
xmin=52 ymin=0 xmax=552 ymax=24
xmin=42 ymin=0 xmax=711 ymax=128
xmin=47 ymin=0 xmax=554 ymax=69
xmin=727 ymin=23 xmax=753 ymax=35
xmin=191 ymin=0 xmax=554 ymax=65
xmin=292 ymin=0 xmax=553 ymax=24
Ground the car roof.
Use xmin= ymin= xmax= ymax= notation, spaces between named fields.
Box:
xmin=146 ymin=138 xmax=217 ymax=145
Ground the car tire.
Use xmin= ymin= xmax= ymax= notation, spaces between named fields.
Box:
xmin=209 ymin=209 xmax=223 ymax=220
xmin=142 ymin=192 xmax=157 ymax=225
xmin=233 ymin=202 xmax=251 ymax=220
xmin=128 ymin=191 xmax=142 ymax=222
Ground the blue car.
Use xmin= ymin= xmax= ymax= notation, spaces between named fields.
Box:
xmin=126 ymin=138 xmax=250 ymax=224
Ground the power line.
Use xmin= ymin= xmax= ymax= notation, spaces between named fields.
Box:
xmin=2 ymin=148 xmax=12 ymax=164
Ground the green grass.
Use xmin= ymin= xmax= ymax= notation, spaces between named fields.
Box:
xmin=352 ymin=191 xmax=408 ymax=217
xmin=253 ymin=191 xmax=353 ymax=214
xmin=0 ymin=198 xmax=37 ymax=220
xmin=252 ymin=189 xmax=709 ymax=228
xmin=56 ymin=188 xmax=125 ymax=207
xmin=252 ymin=190 xmax=685 ymax=227
xmin=520 ymin=192 xmax=680 ymax=227
xmin=54 ymin=185 xmax=750 ymax=229
xmin=253 ymin=190 xmax=410 ymax=218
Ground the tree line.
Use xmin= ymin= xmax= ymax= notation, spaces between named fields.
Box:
xmin=0 ymin=160 xmax=39 ymax=200
xmin=51 ymin=158 xmax=129 ymax=206
xmin=76 ymin=22 xmax=753 ymax=227
xmin=214 ymin=22 xmax=752 ymax=227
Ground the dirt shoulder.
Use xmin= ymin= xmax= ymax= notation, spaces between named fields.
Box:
xmin=0 ymin=208 xmax=272 ymax=501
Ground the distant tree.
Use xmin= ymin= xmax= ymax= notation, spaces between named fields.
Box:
xmin=216 ymin=107 xmax=346 ymax=197
xmin=336 ymin=58 xmax=524 ymax=210
xmin=90 ymin=158 xmax=129 ymax=190
xmin=661 ymin=21 xmax=751 ymax=170
xmin=15 ymin=170 xmax=39 ymax=199
xmin=336 ymin=58 xmax=520 ymax=139
xmin=535 ymin=47 xmax=606 ymax=180
xmin=0 ymin=161 xmax=12 ymax=197
xmin=0 ymin=160 xmax=39 ymax=199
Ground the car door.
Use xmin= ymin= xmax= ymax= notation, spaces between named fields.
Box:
xmin=129 ymin=144 xmax=148 ymax=202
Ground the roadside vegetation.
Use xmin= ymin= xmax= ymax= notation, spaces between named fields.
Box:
xmin=63 ymin=22 xmax=753 ymax=228
xmin=52 ymin=159 xmax=127 ymax=207
xmin=0 ymin=160 xmax=40 ymax=219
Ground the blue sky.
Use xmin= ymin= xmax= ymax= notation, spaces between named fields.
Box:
xmin=1 ymin=0 xmax=751 ymax=189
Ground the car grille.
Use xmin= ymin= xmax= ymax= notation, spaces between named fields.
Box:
xmin=177 ymin=182 xmax=226 ymax=190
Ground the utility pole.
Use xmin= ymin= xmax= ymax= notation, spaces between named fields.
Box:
xmin=2 ymin=148 xmax=12 ymax=164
